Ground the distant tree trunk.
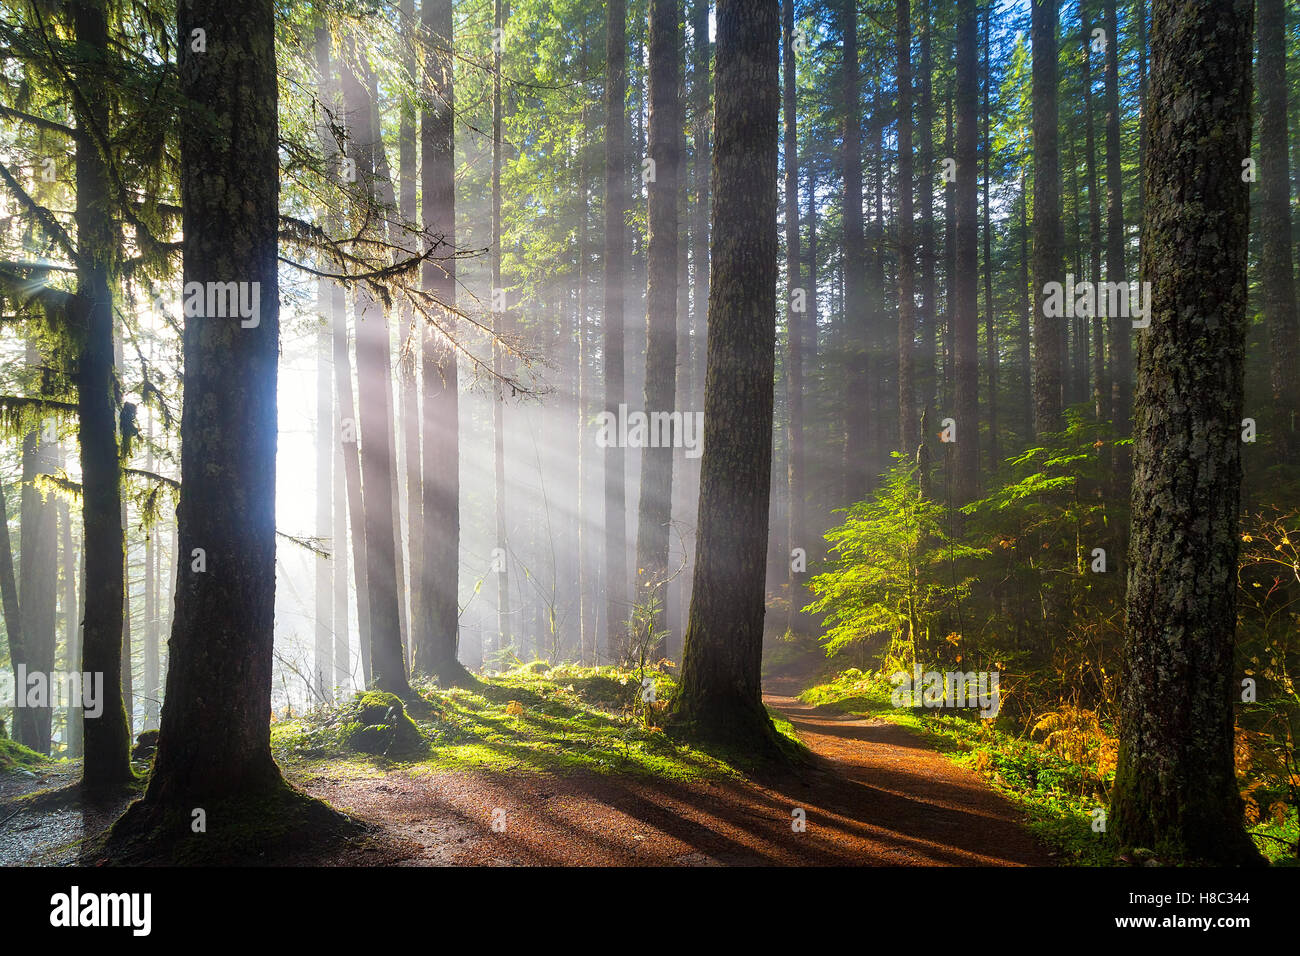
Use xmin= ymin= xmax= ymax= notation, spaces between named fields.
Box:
xmin=19 ymin=346 xmax=58 ymax=753
xmin=1103 ymin=0 xmax=1131 ymax=437
xmin=896 ymin=0 xmax=914 ymax=454
xmin=980 ymin=6 xmax=997 ymax=473
xmin=1258 ymin=0 xmax=1300 ymax=461
xmin=683 ymin=0 xmax=711 ymax=642
xmin=136 ymin=0 xmax=287 ymax=804
xmin=312 ymin=25 xmax=335 ymax=701
xmin=953 ymin=0 xmax=978 ymax=503
xmin=1031 ymin=0 xmax=1063 ymax=434
xmin=841 ymin=0 xmax=867 ymax=503
xmin=399 ymin=0 xmax=421 ymax=674
xmin=417 ymin=0 xmax=469 ymax=684
xmin=492 ymin=0 xmax=511 ymax=662
xmin=333 ymin=415 xmax=351 ymax=692
xmin=604 ymin=0 xmax=629 ymax=660
xmin=1018 ymin=163 xmax=1032 ymax=439
xmin=1083 ymin=4 xmax=1108 ymax=423
xmin=1111 ymin=0 xmax=1262 ymax=865
xmin=314 ymin=292 xmax=334 ymax=705
xmin=942 ymin=85 xmax=956 ymax=414
xmin=672 ymin=0 xmax=782 ymax=755
xmin=691 ymin=0 xmax=711 ymax=415
xmin=671 ymin=29 xmax=691 ymax=657
xmin=143 ymin=408 xmax=161 ymax=726
xmin=62 ymin=502 xmax=81 ymax=755
xmin=634 ymin=0 xmax=681 ymax=657
xmin=784 ymin=0 xmax=807 ymax=634
xmin=71 ymin=0 xmax=131 ymax=788
xmin=336 ymin=292 xmax=371 ymax=688
xmin=576 ymin=56 xmax=594 ymax=663
xmin=0 ymin=482 xmax=38 ymax=746
xmin=315 ymin=31 xmax=368 ymax=689
xmin=343 ymin=41 xmax=412 ymax=696
xmin=917 ymin=0 xmax=936 ymax=427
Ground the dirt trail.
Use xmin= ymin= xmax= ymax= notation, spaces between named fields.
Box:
xmin=0 ymin=679 xmax=1052 ymax=866
xmin=306 ymin=678 xmax=1052 ymax=867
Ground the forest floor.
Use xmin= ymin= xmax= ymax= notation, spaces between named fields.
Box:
xmin=0 ymin=670 xmax=1053 ymax=866
xmin=296 ymin=673 xmax=1052 ymax=866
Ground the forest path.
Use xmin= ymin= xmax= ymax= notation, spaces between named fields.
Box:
xmin=0 ymin=679 xmax=1051 ymax=865
xmin=308 ymin=676 xmax=1052 ymax=867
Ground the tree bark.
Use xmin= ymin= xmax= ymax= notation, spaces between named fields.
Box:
xmin=141 ymin=0 xmax=286 ymax=802
xmin=672 ymin=0 xmax=782 ymax=756
xmin=417 ymin=0 xmax=469 ymax=683
xmin=841 ymin=0 xmax=867 ymax=503
xmin=71 ymin=0 xmax=132 ymax=788
xmin=343 ymin=40 xmax=411 ymax=696
xmin=1258 ymin=0 xmax=1299 ymax=461
xmin=603 ymin=0 xmax=629 ymax=659
xmin=1031 ymin=0 xmax=1063 ymax=434
xmin=953 ymin=0 xmax=979 ymax=502
xmin=1110 ymin=0 xmax=1263 ymax=865
xmin=634 ymin=0 xmax=681 ymax=655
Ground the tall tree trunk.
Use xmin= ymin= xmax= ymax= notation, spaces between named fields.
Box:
xmin=672 ymin=0 xmax=782 ymax=755
xmin=1019 ymin=162 xmax=1033 ymax=439
xmin=953 ymin=0 xmax=979 ymax=502
xmin=0 ymin=482 xmax=38 ymax=746
xmin=1258 ymin=0 xmax=1299 ymax=461
xmin=144 ymin=407 xmax=161 ymax=726
xmin=896 ymin=0 xmax=914 ymax=454
xmin=784 ymin=0 xmax=807 ymax=633
xmin=343 ymin=40 xmax=412 ymax=696
xmin=492 ymin=0 xmax=511 ymax=662
xmin=316 ymin=31 xmax=368 ymax=688
xmin=1083 ymin=3 xmax=1108 ymax=423
xmin=312 ymin=27 xmax=335 ymax=703
xmin=604 ymin=0 xmax=629 ymax=660
xmin=634 ymin=0 xmax=681 ymax=657
xmin=980 ymin=5 xmax=997 ymax=473
xmin=398 ymin=0 xmax=421 ymax=674
xmin=19 ymin=345 xmax=58 ymax=753
xmin=1111 ymin=0 xmax=1262 ymax=865
xmin=61 ymin=498 xmax=81 ymax=754
xmin=71 ymin=0 xmax=131 ymax=788
xmin=841 ymin=0 xmax=867 ymax=503
xmin=136 ymin=0 xmax=286 ymax=804
xmin=1103 ymin=0 xmax=1131 ymax=436
xmin=917 ymin=0 xmax=936 ymax=430
xmin=417 ymin=0 xmax=468 ymax=683
xmin=1031 ymin=0 xmax=1064 ymax=434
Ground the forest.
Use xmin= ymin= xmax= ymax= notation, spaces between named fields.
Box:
xmin=0 ymin=0 xmax=1296 ymax=891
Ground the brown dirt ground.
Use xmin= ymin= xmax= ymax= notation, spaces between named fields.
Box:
xmin=309 ymin=678 xmax=1053 ymax=867
xmin=0 ymin=681 xmax=1053 ymax=866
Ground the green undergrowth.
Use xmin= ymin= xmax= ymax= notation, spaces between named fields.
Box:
xmin=0 ymin=736 xmax=48 ymax=773
xmin=801 ymin=669 xmax=1116 ymax=866
xmin=801 ymin=669 xmax=1298 ymax=865
xmin=272 ymin=663 xmax=749 ymax=783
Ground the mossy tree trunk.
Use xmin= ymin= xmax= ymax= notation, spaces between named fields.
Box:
xmin=1110 ymin=0 xmax=1263 ymax=865
xmin=671 ymin=0 xmax=782 ymax=755
xmin=136 ymin=0 xmax=285 ymax=804
xmin=71 ymin=0 xmax=132 ymax=789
